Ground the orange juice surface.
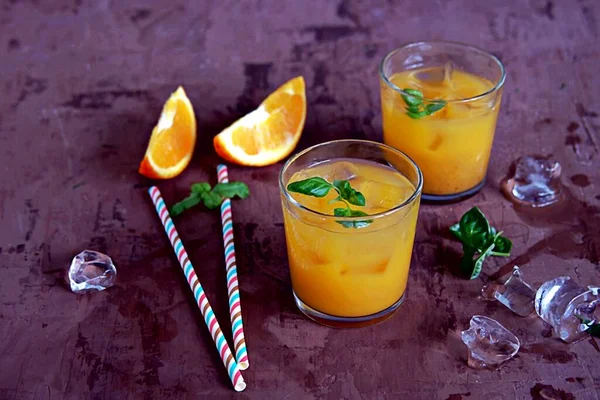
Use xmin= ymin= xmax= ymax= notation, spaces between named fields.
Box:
xmin=381 ymin=67 xmax=502 ymax=195
xmin=282 ymin=159 xmax=420 ymax=317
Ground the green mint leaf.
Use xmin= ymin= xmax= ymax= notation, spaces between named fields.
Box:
xmin=401 ymin=88 xmax=446 ymax=119
xmin=407 ymin=110 xmax=429 ymax=119
xmin=200 ymin=191 xmax=223 ymax=209
xmin=450 ymin=223 xmax=465 ymax=242
xmin=169 ymin=180 xmax=250 ymax=216
xmin=170 ymin=194 xmax=202 ymax=217
xmin=212 ymin=181 xmax=250 ymax=199
xmin=491 ymin=234 xmax=512 ymax=257
xmin=191 ymin=183 xmax=211 ymax=194
xmin=425 ymin=101 xmax=446 ymax=115
xmin=334 ymin=208 xmax=372 ymax=228
xmin=460 ymin=245 xmax=477 ymax=277
xmin=333 ymin=208 xmax=352 ymax=217
xmin=586 ymin=323 xmax=600 ymax=338
xmin=452 ymin=207 xmax=512 ymax=279
xmin=287 ymin=177 xmax=334 ymax=198
xmin=289 ymin=176 xmax=371 ymax=228
xmin=401 ymin=88 xmax=423 ymax=107
xmin=470 ymin=242 xmax=496 ymax=279
xmin=459 ymin=207 xmax=491 ymax=249
xmin=576 ymin=317 xmax=600 ymax=338
xmin=332 ymin=180 xmax=366 ymax=206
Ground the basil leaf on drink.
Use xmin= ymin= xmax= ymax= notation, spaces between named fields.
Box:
xmin=332 ymin=180 xmax=366 ymax=206
xmin=401 ymin=89 xmax=423 ymax=107
xmin=426 ymin=102 xmax=446 ymax=114
xmin=287 ymin=177 xmax=334 ymax=198
xmin=334 ymin=208 xmax=372 ymax=228
xmin=401 ymin=88 xmax=446 ymax=119
xmin=288 ymin=177 xmax=371 ymax=228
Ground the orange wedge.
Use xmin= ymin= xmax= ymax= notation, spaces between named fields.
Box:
xmin=139 ymin=86 xmax=196 ymax=179
xmin=213 ymin=76 xmax=306 ymax=166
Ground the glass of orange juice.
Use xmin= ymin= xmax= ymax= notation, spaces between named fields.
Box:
xmin=380 ymin=41 xmax=505 ymax=201
xmin=279 ymin=139 xmax=422 ymax=327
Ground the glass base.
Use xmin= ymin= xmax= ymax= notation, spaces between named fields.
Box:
xmin=421 ymin=179 xmax=485 ymax=203
xmin=293 ymin=291 xmax=406 ymax=328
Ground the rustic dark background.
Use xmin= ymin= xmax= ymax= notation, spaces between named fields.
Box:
xmin=1 ymin=0 xmax=599 ymax=399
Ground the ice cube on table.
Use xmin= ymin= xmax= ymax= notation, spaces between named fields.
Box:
xmin=502 ymin=155 xmax=563 ymax=207
xmin=461 ymin=315 xmax=520 ymax=369
xmin=481 ymin=266 xmax=536 ymax=317
xmin=68 ymin=250 xmax=117 ymax=294
xmin=535 ymin=276 xmax=600 ymax=343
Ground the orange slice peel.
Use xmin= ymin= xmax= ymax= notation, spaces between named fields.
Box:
xmin=213 ymin=76 xmax=306 ymax=167
xmin=139 ymin=86 xmax=196 ymax=179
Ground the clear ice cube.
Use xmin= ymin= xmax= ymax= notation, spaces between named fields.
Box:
xmin=461 ymin=315 xmax=521 ymax=369
xmin=502 ymin=155 xmax=562 ymax=207
xmin=68 ymin=250 xmax=117 ymax=294
xmin=413 ymin=62 xmax=454 ymax=85
xmin=481 ymin=266 xmax=536 ymax=317
xmin=353 ymin=178 xmax=412 ymax=211
xmin=322 ymin=161 xmax=359 ymax=182
xmin=535 ymin=276 xmax=600 ymax=343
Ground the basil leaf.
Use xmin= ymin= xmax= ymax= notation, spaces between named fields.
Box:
xmin=470 ymin=242 xmax=496 ymax=279
xmin=460 ymin=245 xmax=477 ymax=278
xmin=170 ymin=194 xmax=202 ymax=217
xmin=287 ymin=177 xmax=333 ymax=198
xmin=401 ymin=88 xmax=423 ymax=107
xmin=491 ymin=234 xmax=512 ymax=257
xmin=450 ymin=223 xmax=465 ymax=242
xmin=333 ymin=180 xmax=366 ymax=206
xmin=200 ymin=191 xmax=223 ymax=209
xmin=451 ymin=207 xmax=512 ymax=279
xmin=425 ymin=101 xmax=446 ymax=115
xmin=212 ymin=181 xmax=250 ymax=199
xmin=333 ymin=208 xmax=352 ymax=217
xmin=407 ymin=110 xmax=429 ymax=119
xmin=401 ymin=88 xmax=446 ymax=119
xmin=334 ymin=208 xmax=372 ymax=228
xmin=586 ymin=323 xmax=600 ymax=338
xmin=459 ymin=207 xmax=491 ymax=249
xmin=191 ymin=183 xmax=211 ymax=194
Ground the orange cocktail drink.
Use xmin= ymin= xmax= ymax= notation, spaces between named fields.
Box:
xmin=380 ymin=42 xmax=505 ymax=200
xmin=279 ymin=140 xmax=422 ymax=327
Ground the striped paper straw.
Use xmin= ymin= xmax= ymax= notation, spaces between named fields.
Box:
xmin=217 ymin=164 xmax=249 ymax=370
xmin=148 ymin=186 xmax=246 ymax=392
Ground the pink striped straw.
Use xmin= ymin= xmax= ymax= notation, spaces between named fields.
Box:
xmin=217 ymin=164 xmax=249 ymax=370
xmin=148 ymin=186 xmax=246 ymax=392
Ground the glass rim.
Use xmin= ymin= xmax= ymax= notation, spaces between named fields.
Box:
xmin=379 ymin=40 xmax=506 ymax=104
xmin=278 ymin=139 xmax=423 ymax=221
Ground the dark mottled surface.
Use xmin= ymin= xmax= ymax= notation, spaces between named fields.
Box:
xmin=1 ymin=0 xmax=600 ymax=399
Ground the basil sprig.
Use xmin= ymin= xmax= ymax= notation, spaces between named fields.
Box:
xmin=287 ymin=177 xmax=372 ymax=228
xmin=450 ymin=207 xmax=512 ymax=279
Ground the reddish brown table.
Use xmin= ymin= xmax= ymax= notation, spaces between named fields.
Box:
xmin=1 ymin=1 xmax=599 ymax=398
